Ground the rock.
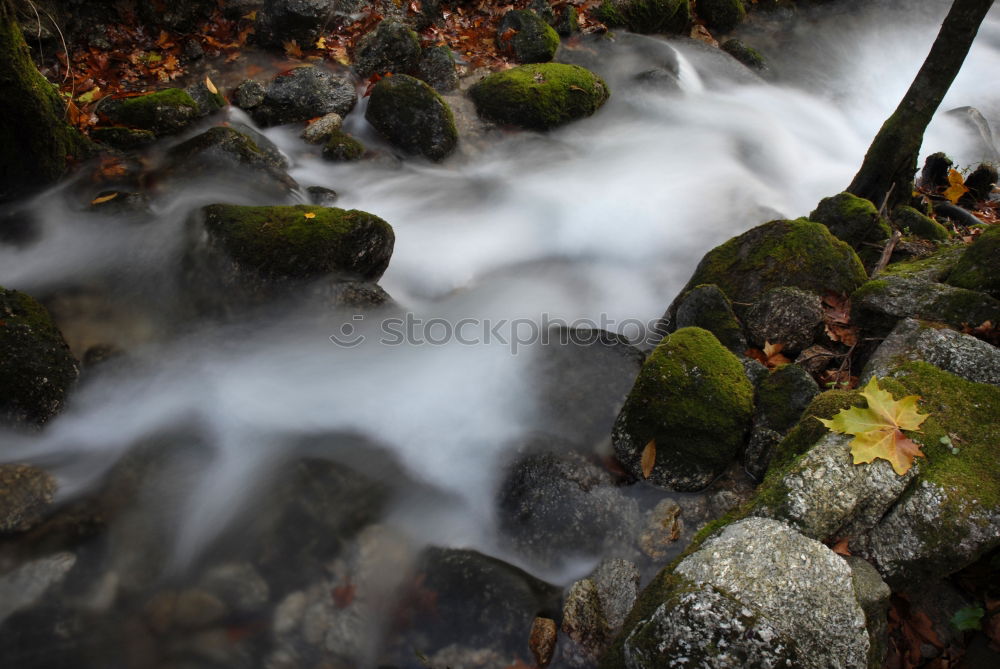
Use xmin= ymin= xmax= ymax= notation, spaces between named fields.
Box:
xmin=861 ymin=318 xmax=1000 ymax=386
xmin=416 ymin=46 xmax=459 ymax=92
xmin=851 ymin=275 xmax=1000 ymax=336
xmin=698 ymin=0 xmax=747 ymax=33
xmin=321 ymin=130 xmax=365 ymax=161
xmin=185 ymin=80 xmax=227 ymax=117
xmin=744 ymin=286 xmax=824 ymax=354
xmin=255 ymin=0 xmax=332 ymax=48
xmin=200 ymin=203 xmax=394 ymax=282
xmin=721 ymin=39 xmax=767 ymax=71
xmin=946 ymin=224 xmax=1000 ymax=297
xmin=919 ymin=152 xmax=953 ymax=190
xmin=97 ymin=88 xmax=200 ymax=136
xmin=197 ymin=562 xmax=269 ymax=616
xmin=251 ymin=66 xmax=357 ymax=127
xmin=553 ymin=5 xmax=579 ymax=36
xmin=469 ymin=63 xmax=609 ymax=131
xmin=233 ymin=79 xmax=265 ymax=110
xmin=638 ymin=498 xmax=683 ymax=560
xmin=158 ymin=126 xmax=297 ymax=195
xmin=228 ymin=121 xmax=289 ymax=169
xmin=879 ymin=244 xmax=966 ymax=283
xmin=138 ymin=0 xmax=214 ymax=31
xmin=892 ymin=205 xmax=950 ymax=242
xmin=305 ymin=185 xmax=338 ymax=206
xmin=87 ymin=191 xmax=151 ymax=217
xmin=498 ymin=10 xmax=560 ymax=64
xmin=809 ymin=192 xmax=891 ymax=254
xmin=744 ymin=363 xmax=820 ymax=480
xmin=365 ymin=74 xmax=457 ymax=161
xmin=315 ymin=279 xmax=394 ymax=311
xmin=496 ymin=451 xmax=641 ymax=566
xmin=666 ymin=219 xmax=867 ymax=323
xmin=529 ymin=617 xmax=557 ymax=667
xmin=962 ymin=162 xmax=997 ymax=202
xmin=0 ymin=287 xmax=79 ymax=427
xmin=596 ymin=0 xmax=691 ymax=34
xmin=0 ymin=464 xmax=57 ymax=533
xmin=144 ymin=589 xmax=228 ymax=633
xmin=795 ymin=343 xmax=837 ymax=375
xmin=670 ymin=283 xmax=746 ymax=353
xmin=621 ymin=518 xmax=872 ymax=669
xmin=846 ymin=557 xmax=892 ymax=669
xmin=300 ymin=112 xmax=343 ymax=144
xmin=352 ymin=20 xmax=421 ymax=78
xmin=612 ymin=327 xmax=754 ymax=491
xmin=90 ymin=126 xmax=156 ymax=150
xmin=0 ymin=552 xmax=76 ymax=625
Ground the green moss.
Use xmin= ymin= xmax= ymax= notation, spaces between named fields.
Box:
xmin=721 ymin=39 xmax=767 ymax=70
xmin=469 ymin=63 xmax=609 ymax=131
xmin=613 ymin=327 xmax=753 ymax=490
xmin=500 ymin=10 xmax=560 ymax=63
xmin=322 ymin=130 xmax=365 ymax=161
xmin=880 ymin=243 xmax=965 ymax=282
xmin=90 ymin=126 xmax=156 ymax=150
xmin=100 ymin=88 xmax=199 ymax=134
xmin=946 ymin=225 xmax=1000 ymax=297
xmin=596 ymin=0 xmax=691 ymax=34
xmin=201 ymin=204 xmax=394 ymax=280
xmin=755 ymin=363 xmax=820 ymax=433
xmin=893 ymin=205 xmax=951 ymax=242
xmin=672 ymin=283 xmax=745 ymax=352
xmin=765 ymin=389 xmax=865 ymax=475
xmin=809 ymin=192 xmax=891 ymax=251
xmin=365 ymin=74 xmax=457 ymax=161
xmin=697 ymin=0 xmax=746 ymax=33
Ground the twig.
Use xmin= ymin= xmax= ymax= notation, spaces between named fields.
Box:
xmin=872 ymin=229 xmax=903 ymax=276
xmin=878 ymin=183 xmax=896 ymax=218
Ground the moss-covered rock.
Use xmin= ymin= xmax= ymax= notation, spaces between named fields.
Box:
xmin=945 ymin=224 xmax=1000 ymax=297
xmin=744 ymin=363 xmax=820 ymax=479
xmin=697 ymin=0 xmax=746 ymax=33
xmin=893 ymin=205 xmax=950 ymax=242
xmin=321 ymin=130 xmax=365 ymax=161
xmin=352 ymin=20 xmax=422 ymax=78
xmin=0 ymin=287 xmax=79 ymax=427
xmin=809 ymin=192 xmax=892 ymax=253
xmin=365 ymin=74 xmax=457 ymax=161
xmin=670 ymin=283 xmax=746 ymax=353
xmin=851 ymin=275 xmax=1000 ymax=336
xmin=469 ymin=63 xmax=609 ymax=131
xmin=879 ymin=243 xmax=966 ymax=282
xmin=668 ymin=219 xmax=867 ymax=321
xmin=721 ymin=38 xmax=767 ymax=71
xmin=596 ymin=0 xmax=691 ymax=34
xmin=612 ymin=327 xmax=753 ymax=491
xmin=201 ymin=204 xmax=394 ymax=281
xmin=744 ymin=286 xmax=823 ymax=354
xmin=498 ymin=9 xmax=560 ymax=64
xmin=416 ymin=45 xmax=459 ymax=92
xmin=90 ymin=126 xmax=156 ymax=150
xmin=98 ymin=88 xmax=201 ymax=136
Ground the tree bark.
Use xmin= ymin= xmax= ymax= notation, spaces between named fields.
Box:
xmin=0 ymin=0 xmax=89 ymax=203
xmin=846 ymin=0 xmax=994 ymax=210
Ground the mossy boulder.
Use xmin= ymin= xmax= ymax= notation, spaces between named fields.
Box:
xmin=612 ymin=327 xmax=753 ymax=491
xmin=90 ymin=126 xmax=156 ymax=150
xmin=416 ymin=45 xmax=459 ymax=92
xmin=498 ymin=9 xmax=560 ymax=64
xmin=255 ymin=0 xmax=332 ymax=48
xmin=469 ymin=63 xmax=609 ymax=131
xmin=98 ymin=88 xmax=201 ymax=136
xmin=365 ymin=74 xmax=458 ymax=161
xmin=0 ymin=287 xmax=79 ymax=427
xmin=697 ymin=0 xmax=746 ymax=33
xmin=879 ymin=244 xmax=965 ymax=283
xmin=721 ymin=39 xmax=767 ymax=71
xmin=201 ymin=204 xmax=394 ymax=281
xmin=352 ymin=20 xmax=422 ymax=78
xmin=809 ymin=192 xmax=892 ymax=253
xmin=670 ymin=283 xmax=746 ymax=353
xmin=596 ymin=0 xmax=691 ymax=34
xmin=893 ymin=205 xmax=950 ymax=242
xmin=322 ymin=130 xmax=365 ymax=162
xmin=744 ymin=363 xmax=820 ymax=480
xmin=945 ymin=224 xmax=1000 ymax=297
xmin=744 ymin=286 xmax=823 ymax=354
xmin=850 ymin=275 xmax=1000 ymax=336
xmin=668 ymin=219 xmax=867 ymax=321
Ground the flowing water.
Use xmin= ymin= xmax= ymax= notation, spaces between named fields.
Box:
xmin=2 ymin=0 xmax=999 ymax=665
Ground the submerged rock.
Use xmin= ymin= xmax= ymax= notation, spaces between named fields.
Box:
xmin=0 ymin=287 xmax=79 ymax=427
xmin=497 ymin=10 xmax=560 ymax=64
xmin=946 ymin=224 xmax=1000 ymax=297
xmin=596 ymin=0 xmax=691 ymax=34
xmin=321 ymin=130 xmax=365 ymax=161
xmin=612 ymin=327 xmax=754 ymax=491
xmin=365 ymin=74 xmax=458 ymax=161
xmin=469 ymin=63 xmax=609 ymax=131
xmin=721 ymin=39 xmax=767 ymax=71
xmin=251 ymin=66 xmax=357 ymax=127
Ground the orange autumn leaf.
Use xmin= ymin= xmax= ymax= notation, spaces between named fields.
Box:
xmin=944 ymin=168 xmax=969 ymax=204
xmin=641 ymin=439 xmax=656 ymax=479
xmin=283 ymin=40 xmax=304 ymax=59
xmin=303 ymin=212 xmax=317 ymax=219
xmin=90 ymin=192 xmax=119 ymax=205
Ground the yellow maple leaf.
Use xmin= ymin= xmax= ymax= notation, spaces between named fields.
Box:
xmin=303 ymin=212 xmax=316 ymax=219
xmin=944 ymin=168 xmax=969 ymax=204
xmin=818 ymin=377 xmax=928 ymax=475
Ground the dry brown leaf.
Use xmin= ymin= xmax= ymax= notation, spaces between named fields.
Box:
xmin=641 ymin=439 xmax=656 ymax=479
xmin=283 ymin=40 xmax=304 ymax=59
xmin=90 ymin=192 xmax=119 ymax=205
xmin=830 ymin=537 xmax=852 ymax=556
xmin=204 ymin=76 xmax=217 ymax=94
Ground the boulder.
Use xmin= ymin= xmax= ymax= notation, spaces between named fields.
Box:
xmin=861 ymin=318 xmax=1000 ymax=386
xmin=321 ymin=130 xmax=365 ymax=161
xmin=946 ymin=224 xmax=1000 ymax=297
xmin=620 ymin=518 xmax=874 ymax=668
xmin=250 ymin=66 xmax=357 ymax=127
xmin=416 ymin=45 xmax=459 ymax=92
xmin=809 ymin=192 xmax=891 ymax=254
xmin=352 ymin=20 xmax=421 ymax=78
xmin=850 ymin=275 xmax=1000 ymax=336
xmin=233 ymin=79 xmax=265 ymax=110
xmin=90 ymin=126 xmax=156 ymax=150
xmin=721 ymin=39 xmax=767 ymax=71
xmin=670 ymin=283 xmax=746 ymax=353
xmin=497 ymin=10 xmax=560 ymax=64
xmin=744 ymin=286 xmax=823 ymax=354
xmin=919 ymin=152 xmax=953 ymax=191
xmin=469 ymin=63 xmax=609 ymax=131
xmin=496 ymin=452 xmax=641 ymax=566
xmin=892 ymin=205 xmax=950 ymax=242
xmin=300 ymin=112 xmax=342 ymax=144
xmin=596 ymin=0 xmax=691 ymax=35
xmin=0 ymin=287 xmax=78 ymax=427
xmin=667 ymin=219 xmax=867 ymax=322
xmin=744 ymin=363 xmax=820 ymax=479
xmin=612 ymin=327 xmax=754 ymax=491
xmin=962 ymin=162 xmax=997 ymax=202
xmin=200 ymin=203 xmax=394 ymax=281
xmin=365 ymin=74 xmax=457 ymax=161
xmin=97 ymin=88 xmax=200 ymax=136
xmin=561 ymin=559 xmax=640 ymax=668
xmin=138 ymin=0 xmax=214 ymax=31
xmin=0 ymin=464 xmax=57 ymax=533
xmin=255 ymin=0 xmax=332 ymax=48
xmin=878 ymin=244 xmax=965 ymax=283
xmin=697 ymin=0 xmax=746 ymax=33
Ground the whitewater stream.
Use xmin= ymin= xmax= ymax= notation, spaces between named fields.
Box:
xmin=2 ymin=0 xmax=1000 ymax=665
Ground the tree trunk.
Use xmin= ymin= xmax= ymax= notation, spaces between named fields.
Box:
xmin=0 ymin=0 xmax=89 ymax=203
xmin=846 ymin=0 xmax=994 ymax=210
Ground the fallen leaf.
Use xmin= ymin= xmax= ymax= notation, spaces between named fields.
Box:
xmin=641 ymin=440 xmax=656 ymax=479
xmin=90 ymin=192 xmax=119 ymax=205
xmin=204 ymin=76 xmax=217 ymax=94
xmin=830 ymin=537 xmax=852 ymax=556
xmin=763 ymin=341 xmax=791 ymax=368
xmin=283 ymin=40 xmax=304 ymax=59
xmin=690 ymin=24 xmax=718 ymax=47
xmin=944 ymin=168 xmax=969 ymax=204
xmin=303 ymin=212 xmax=317 ymax=219
xmin=818 ymin=377 xmax=928 ymax=475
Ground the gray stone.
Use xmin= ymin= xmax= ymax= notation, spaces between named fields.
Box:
xmin=255 ymin=0 xmax=333 ymax=48
xmin=561 ymin=559 xmax=640 ymax=668
xmin=352 ymin=20 xmax=421 ymax=78
xmin=851 ymin=275 xmax=1000 ymax=336
xmin=198 ymin=563 xmax=269 ymax=616
xmin=300 ymin=112 xmax=343 ymax=144
xmin=251 ymin=66 xmax=357 ymax=127
xmin=0 ymin=552 xmax=76 ymax=625
xmin=233 ymin=79 xmax=265 ymax=109
xmin=0 ymin=464 xmax=57 ymax=533
xmin=638 ymin=498 xmax=683 ymax=561
xmin=416 ymin=45 xmax=459 ymax=92
xmin=846 ymin=557 xmax=891 ymax=669
xmin=745 ymin=286 xmax=824 ymax=354
xmin=672 ymin=283 xmax=746 ymax=353
xmin=365 ymin=74 xmax=457 ymax=161
xmin=745 ymin=363 xmax=820 ymax=479
xmin=862 ymin=318 xmax=1000 ymax=386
